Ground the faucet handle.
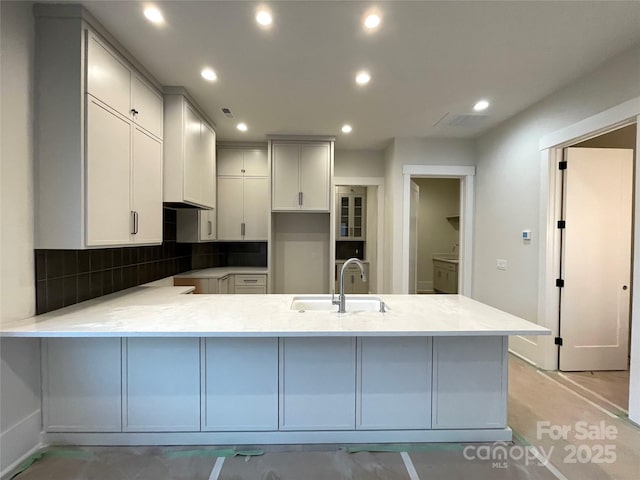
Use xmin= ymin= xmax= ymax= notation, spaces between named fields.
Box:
xmin=331 ymin=290 xmax=339 ymax=305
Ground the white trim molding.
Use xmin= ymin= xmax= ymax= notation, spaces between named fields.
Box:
xmin=401 ymin=165 xmax=475 ymax=295
xmin=332 ymin=177 xmax=385 ymax=293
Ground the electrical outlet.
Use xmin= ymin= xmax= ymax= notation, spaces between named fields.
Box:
xmin=497 ymin=259 xmax=507 ymax=271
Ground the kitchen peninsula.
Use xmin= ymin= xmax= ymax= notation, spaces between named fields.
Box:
xmin=1 ymin=285 xmax=549 ymax=445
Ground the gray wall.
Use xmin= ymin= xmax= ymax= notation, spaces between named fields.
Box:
xmin=474 ymin=43 xmax=640 ymax=324
xmin=384 ymin=138 xmax=475 ymax=292
xmin=0 ymin=1 xmax=42 ymax=474
xmin=334 ymin=149 xmax=385 ymax=178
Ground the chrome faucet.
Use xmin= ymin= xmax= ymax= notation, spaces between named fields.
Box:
xmin=332 ymin=258 xmax=367 ymax=313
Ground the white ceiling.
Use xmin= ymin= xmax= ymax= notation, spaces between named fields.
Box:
xmin=78 ymin=1 xmax=640 ymax=150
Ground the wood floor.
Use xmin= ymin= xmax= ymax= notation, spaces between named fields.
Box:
xmin=5 ymin=355 xmax=639 ymax=480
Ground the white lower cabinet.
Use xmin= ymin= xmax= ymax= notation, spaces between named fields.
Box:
xmin=43 ymin=338 xmax=122 ymax=432
xmin=432 ymin=336 xmax=507 ymax=429
xmin=203 ymin=338 xmax=278 ymax=431
xmin=279 ymin=337 xmax=356 ymax=430
xmin=357 ymin=337 xmax=432 ymax=430
xmin=234 ymin=274 xmax=267 ymax=294
xmin=124 ymin=338 xmax=201 ymax=432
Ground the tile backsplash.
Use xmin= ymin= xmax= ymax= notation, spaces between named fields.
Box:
xmin=35 ymin=208 xmax=267 ymax=314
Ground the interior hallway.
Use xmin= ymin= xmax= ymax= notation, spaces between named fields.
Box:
xmin=4 ymin=355 xmax=639 ymax=480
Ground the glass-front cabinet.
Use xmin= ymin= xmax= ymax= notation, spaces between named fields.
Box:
xmin=336 ymin=186 xmax=366 ymax=241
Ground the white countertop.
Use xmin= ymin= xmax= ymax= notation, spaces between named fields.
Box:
xmin=174 ymin=267 xmax=268 ymax=279
xmin=0 ymin=286 xmax=550 ymax=338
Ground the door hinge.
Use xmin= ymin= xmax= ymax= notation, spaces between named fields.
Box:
xmin=555 ymin=336 xmax=563 ymax=346
xmin=559 ymin=161 xmax=567 ymax=170
xmin=556 ymin=278 xmax=564 ymax=288
xmin=557 ymin=220 xmax=566 ymax=229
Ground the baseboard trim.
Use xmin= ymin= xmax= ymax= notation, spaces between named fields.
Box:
xmin=43 ymin=428 xmax=513 ymax=446
xmin=0 ymin=409 xmax=43 ymax=478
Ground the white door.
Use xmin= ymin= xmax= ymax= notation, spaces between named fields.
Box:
xmin=86 ymin=98 xmax=131 ymax=246
xmin=131 ymin=76 xmax=163 ymax=139
xmin=182 ymin=104 xmax=202 ymax=206
xmin=131 ymin=127 xmax=162 ymax=244
xmin=272 ymin=143 xmax=301 ymax=210
xmin=300 ymin=143 xmax=330 ymax=211
xmin=217 ymin=177 xmax=244 ymax=240
xmin=244 ymin=177 xmax=269 ymax=240
xmin=409 ymin=181 xmax=419 ymax=294
xmin=560 ymin=147 xmax=633 ymax=371
xmin=243 ymin=149 xmax=269 ymax=176
xmin=217 ymin=149 xmax=244 ymax=176
xmin=199 ymin=209 xmax=216 ymax=241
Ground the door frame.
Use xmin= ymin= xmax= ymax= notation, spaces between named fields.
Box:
xmin=332 ymin=177 xmax=385 ymax=294
xmin=534 ymin=96 xmax=640 ymax=424
xmin=401 ymin=165 xmax=476 ymax=295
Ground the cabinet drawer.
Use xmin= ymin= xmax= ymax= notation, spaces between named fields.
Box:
xmin=433 ymin=261 xmax=457 ymax=272
xmin=235 ymin=274 xmax=266 ymax=286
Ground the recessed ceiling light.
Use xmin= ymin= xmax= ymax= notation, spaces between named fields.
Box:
xmin=237 ymin=122 xmax=248 ymax=132
xmin=256 ymin=9 xmax=272 ymax=26
xmin=355 ymin=71 xmax=371 ymax=85
xmin=201 ymin=68 xmax=217 ymax=82
xmin=364 ymin=13 xmax=381 ymax=29
xmin=341 ymin=124 xmax=353 ymax=134
xmin=143 ymin=6 xmax=164 ymax=24
xmin=473 ymin=99 xmax=490 ymax=112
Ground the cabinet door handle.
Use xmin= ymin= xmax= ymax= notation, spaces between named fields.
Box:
xmin=208 ymin=220 xmax=212 ymax=236
xmin=241 ymin=222 xmax=246 ymax=237
xmin=131 ymin=211 xmax=139 ymax=234
xmin=130 ymin=108 xmax=139 ymax=116
xmin=243 ymin=279 xmax=258 ymax=283
xmin=298 ymin=192 xmax=302 ymax=206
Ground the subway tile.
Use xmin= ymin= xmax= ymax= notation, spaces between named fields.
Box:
xmin=112 ymin=248 xmax=122 ymax=268
xmin=35 ymin=251 xmax=46 ymax=281
xmin=123 ymin=266 xmax=137 ymax=288
xmin=46 ymin=277 xmax=64 ymax=311
xmin=63 ymin=275 xmax=77 ymax=307
xmin=46 ymin=250 xmax=64 ymax=278
xmin=77 ymin=273 xmax=91 ymax=302
xmin=90 ymin=249 xmax=104 ymax=271
xmin=102 ymin=249 xmax=113 ymax=269
xmin=77 ymin=250 xmax=91 ymax=273
xmin=112 ymin=267 xmax=123 ymax=292
xmin=90 ymin=271 xmax=103 ymax=298
xmin=62 ymin=250 xmax=78 ymax=276
xmin=102 ymin=269 xmax=114 ymax=295
xmin=36 ymin=280 xmax=47 ymax=314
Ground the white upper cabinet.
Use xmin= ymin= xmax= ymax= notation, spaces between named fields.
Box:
xmin=131 ymin=76 xmax=164 ymax=139
xmin=34 ymin=10 xmax=163 ymax=249
xmin=131 ymin=127 xmax=163 ymax=244
xmin=271 ymin=141 xmax=332 ymax=211
xmin=86 ymin=33 xmax=163 ymax=140
xmin=176 ymin=208 xmax=216 ymax=243
xmin=87 ymin=33 xmax=131 ymax=115
xmin=216 ymin=148 xmax=269 ymax=241
xmin=164 ymin=94 xmax=217 ymax=209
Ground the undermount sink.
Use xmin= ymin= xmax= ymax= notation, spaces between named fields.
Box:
xmin=291 ymin=295 xmax=385 ymax=313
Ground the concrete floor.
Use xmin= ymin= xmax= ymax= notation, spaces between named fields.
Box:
xmin=4 ymin=355 xmax=639 ymax=480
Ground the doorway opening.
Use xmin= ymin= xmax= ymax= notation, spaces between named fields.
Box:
xmin=555 ymin=123 xmax=636 ymax=411
xmin=410 ymin=178 xmax=461 ymax=294
xmin=401 ymin=165 xmax=475 ymax=295
xmin=332 ymin=177 xmax=385 ymax=295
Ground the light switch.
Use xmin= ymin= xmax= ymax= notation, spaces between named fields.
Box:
xmin=497 ymin=259 xmax=507 ymax=271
